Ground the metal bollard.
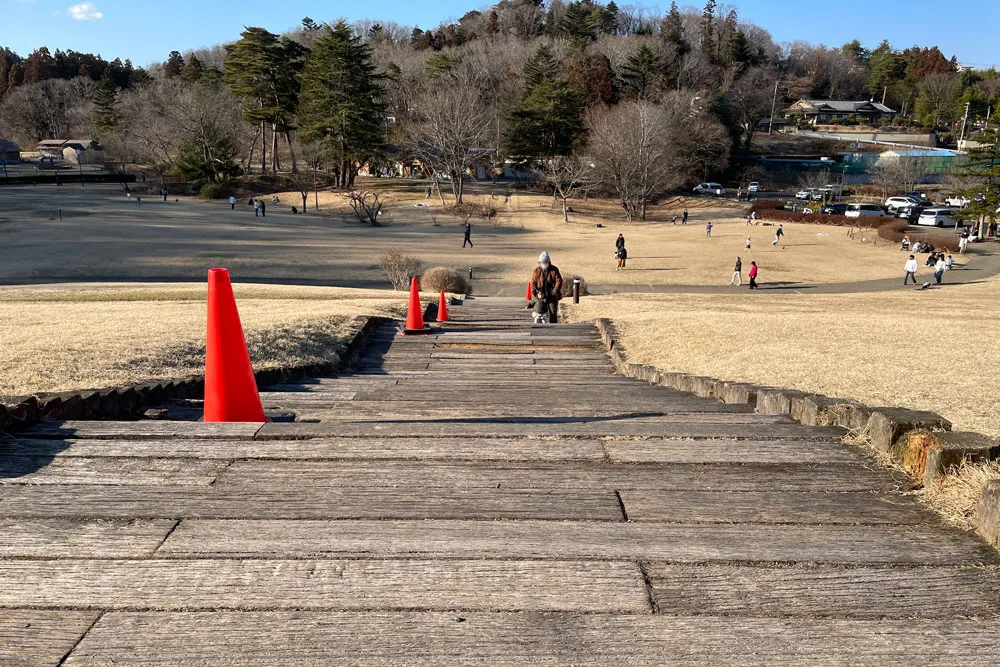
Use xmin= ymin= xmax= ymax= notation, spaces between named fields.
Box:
xmin=572 ymin=279 xmax=581 ymax=304
xmin=468 ymin=266 xmax=473 ymax=279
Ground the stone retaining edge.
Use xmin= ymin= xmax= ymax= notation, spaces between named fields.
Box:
xmin=0 ymin=316 xmax=390 ymax=431
xmin=593 ymin=317 xmax=998 ymax=490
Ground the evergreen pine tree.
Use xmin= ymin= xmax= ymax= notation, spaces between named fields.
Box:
xmin=298 ymin=21 xmax=386 ymax=188
xmin=621 ymin=45 xmax=661 ymax=100
xmin=93 ymin=77 xmax=118 ymax=135
xmin=163 ymin=51 xmax=185 ymax=78
xmin=700 ymin=0 xmax=716 ymax=61
xmin=505 ymin=45 xmax=585 ymax=160
xmin=181 ymin=55 xmax=204 ymax=82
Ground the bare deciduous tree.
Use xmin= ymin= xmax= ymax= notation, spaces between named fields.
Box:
xmin=587 ymin=96 xmax=729 ymax=221
xmin=407 ymin=84 xmax=493 ymax=204
xmin=871 ymin=155 xmax=929 ymax=199
xmin=0 ymin=78 xmax=96 ymax=144
xmin=535 ymin=155 xmax=595 ymax=222
xmin=347 ymin=189 xmax=387 ymax=225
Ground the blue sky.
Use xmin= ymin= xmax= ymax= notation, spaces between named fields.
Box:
xmin=5 ymin=0 xmax=999 ymax=68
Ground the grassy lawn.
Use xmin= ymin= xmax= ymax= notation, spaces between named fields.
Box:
xmin=0 ymin=284 xmax=405 ymax=397
xmin=565 ymin=276 xmax=1000 ymax=437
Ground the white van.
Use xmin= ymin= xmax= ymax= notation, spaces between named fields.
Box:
xmin=917 ymin=208 xmax=959 ymax=227
xmin=694 ymin=182 xmax=725 ymax=196
xmin=845 ymin=203 xmax=886 ymax=218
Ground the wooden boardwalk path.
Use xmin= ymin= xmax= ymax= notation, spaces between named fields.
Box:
xmin=2 ymin=297 xmax=999 ymax=665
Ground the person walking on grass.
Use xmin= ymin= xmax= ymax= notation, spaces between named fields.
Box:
xmin=616 ymin=244 xmax=628 ymax=270
xmin=253 ymin=198 xmax=260 ymax=217
xmin=903 ymin=255 xmax=918 ymax=285
xmin=672 ymin=214 xmax=678 ymax=225
xmin=748 ymin=261 xmax=759 ymax=289
xmin=463 ymin=221 xmax=473 ymax=248
xmin=616 ymin=233 xmax=625 ymax=254
xmin=161 ymin=188 xmax=168 ymax=202
xmin=773 ymin=224 xmax=784 ymax=246
xmin=706 ymin=222 xmax=713 ymax=237
xmin=260 ymin=199 xmax=266 ymax=217
xmin=745 ymin=235 xmax=752 ymax=251
xmin=229 ymin=195 xmax=236 ymax=210
xmin=730 ymin=257 xmax=743 ymax=286
xmin=682 ymin=209 xmax=689 ymax=225
xmin=934 ymin=254 xmax=947 ymax=285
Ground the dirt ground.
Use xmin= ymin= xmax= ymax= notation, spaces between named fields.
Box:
xmin=564 ymin=276 xmax=1000 ymax=437
xmin=0 ymin=180 xmax=923 ymax=290
xmin=0 ymin=283 xmax=404 ymax=396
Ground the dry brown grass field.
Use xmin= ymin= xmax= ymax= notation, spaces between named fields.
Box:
xmin=565 ymin=276 xmax=1000 ymax=437
xmin=0 ymin=284 xmax=404 ymax=396
xmin=268 ymin=179 xmax=917 ymax=288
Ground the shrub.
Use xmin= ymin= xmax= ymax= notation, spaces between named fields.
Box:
xmin=560 ymin=274 xmax=588 ymax=298
xmin=877 ymin=219 xmax=908 ymax=244
xmin=750 ymin=199 xmax=784 ymax=212
xmin=913 ymin=233 xmax=960 ymax=253
xmin=751 ymin=209 xmax=853 ymax=225
xmin=199 ymin=182 xmax=225 ymax=199
xmin=447 ymin=201 xmax=497 ymax=220
xmin=421 ymin=266 xmax=471 ymax=295
xmin=377 ymin=249 xmax=422 ymax=291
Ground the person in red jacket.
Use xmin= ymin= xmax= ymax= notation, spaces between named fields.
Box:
xmin=748 ymin=261 xmax=759 ymax=289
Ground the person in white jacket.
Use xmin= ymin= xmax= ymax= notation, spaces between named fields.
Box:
xmin=934 ymin=255 xmax=948 ymax=285
xmin=903 ymin=255 xmax=918 ymax=285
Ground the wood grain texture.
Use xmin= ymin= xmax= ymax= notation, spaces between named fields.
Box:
xmin=0 ymin=456 xmax=226 ymax=485
xmin=0 ymin=560 xmax=648 ymax=613
xmin=647 ymin=564 xmax=1000 ymax=618
xmin=2 ymin=437 xmax=608 ymax=462
xmin=603 ymin=438 xmax=861 ymax=464
xmin=214 ymin=460 xmax=903 ymax=492
xmin=16 ymin=421 xmax=263 ymax=440
xmin=63 ymin=612 xmax=1000 ymax=666
xmin=0 ymin=518 xmax=175 ymax=558
xmin=0 ymin=609 xmax=99 ymax=667
xmin=158 ymin=519 xmax=1000 ymax=564
xmin=0 ymin=487 xmax=622 ymax=521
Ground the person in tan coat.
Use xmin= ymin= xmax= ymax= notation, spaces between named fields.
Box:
xmin=530 ymin=251 xmax=563 ymax=324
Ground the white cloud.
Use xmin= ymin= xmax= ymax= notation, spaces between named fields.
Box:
xmin=68 ymin=3 xmax=103 ymax=20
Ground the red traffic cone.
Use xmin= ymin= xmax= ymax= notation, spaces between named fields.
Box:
xmin=401 ymin=277 xmax=432 ymax=335
xmin=204 ymin=268 xmax=266 ymax=423
xmin=525 ymin=280 xmax=533 ymax=301
xmin=436 ymin=290 xmax=449 ymax=322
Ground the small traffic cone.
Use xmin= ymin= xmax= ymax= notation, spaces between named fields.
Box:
xmin=204 ymin=268 xmax=266 ymax=423
xmin=401 ymin=277 xmax=432 ymax=335
xmin=525 ymin=281 xmax=533 ymax=301
xmin=436 ymin=290 xmax=449 ymax=322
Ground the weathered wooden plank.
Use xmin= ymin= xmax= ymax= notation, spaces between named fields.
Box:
xmin=603 ymin=438 xmax=861 ymax=464
xmin=0 ymin=560 xmax=648 ymax=613
xmin=256 ymin=418 xmax=843 ymax=440
xmin=0 ymin=518 xmax=176 ymax=558
xmin=258 ymin=390 xmax=357 ymax=401
xmin=290 ymin=405 xmax=747 ymax=420
xmin=159 ymin=519 xmax=1000 ymax=564
xmin=0 ymin=456 xmax=226 ymax=485
xmin=15 ymin=421 xmax=263 ymax=440
xmin=0 ymin=610 xmax=99 ymax=667
xmin=215 ymin=460 xmax=903 ymax=492
xmin=620 ymin=490 xmax=928 ymax=524
xmin=62 ymin=612 xmax=1000 ymax=666
xmin=646 ymin=564 xmax=1000 ymax=618
xmin=1 ymin=437 xmax=607 ymax=462
xmin=0 ymin=487 xmax=622 ymax=521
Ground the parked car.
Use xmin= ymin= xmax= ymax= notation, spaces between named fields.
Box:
xmin=820 ymin=203 xmax=849 ymax=215
xmin=694 ymin=182 xmax=725 ymax=196
xmin=902 ymin=190 xmax=929 ymax=202
xmin=944 ymin=195 xmax=970 ymax=208
xmin=820 ymin=184 xmax=843 ymax=195
xmin=917 ymin=208 xmax=959 ymax=227
xmin=896 ymin=203 xmax=928 ymax=221
xmin=747 ymin=182 xmax=760 ymax=193
xmin=884 ymin=196 xmax=920 ymax=213
xmin=845 ymin=203 xmax=886 ymax=218
xmin=795 ymin=188 xmax=815 ymax=200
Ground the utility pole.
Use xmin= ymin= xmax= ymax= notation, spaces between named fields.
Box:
xmin=768 ymin=79 xmax=780 ymax=134
xmin=959 ymin=102 xmax=971 ymax=147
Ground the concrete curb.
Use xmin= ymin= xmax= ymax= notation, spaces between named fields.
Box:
xmin=976 ymin=481 xmax=1000 ymax=548
xmin=0 ymin=316 xmax=389 ymax=432
xmin=593 ymin=318 xmax=997 ymax=490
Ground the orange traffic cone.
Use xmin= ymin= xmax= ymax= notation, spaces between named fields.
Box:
xmin=401 ymin=277 xmax=432 ymax=335
xmin=204 ymin=268 xmax=266 ymax=423
xmin=525 ymin=280 xmax=533 ymax=301
xmin=436 ymin=290 xmax=449 ymax=322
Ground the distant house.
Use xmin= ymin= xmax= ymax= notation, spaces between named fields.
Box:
xmin=36 ymin=139 xmax=104 ymax=164
xmin=0 ymin=139 xmax=21 ymax=162
xmin=785 ymin=99 xmax=897 ymax=126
